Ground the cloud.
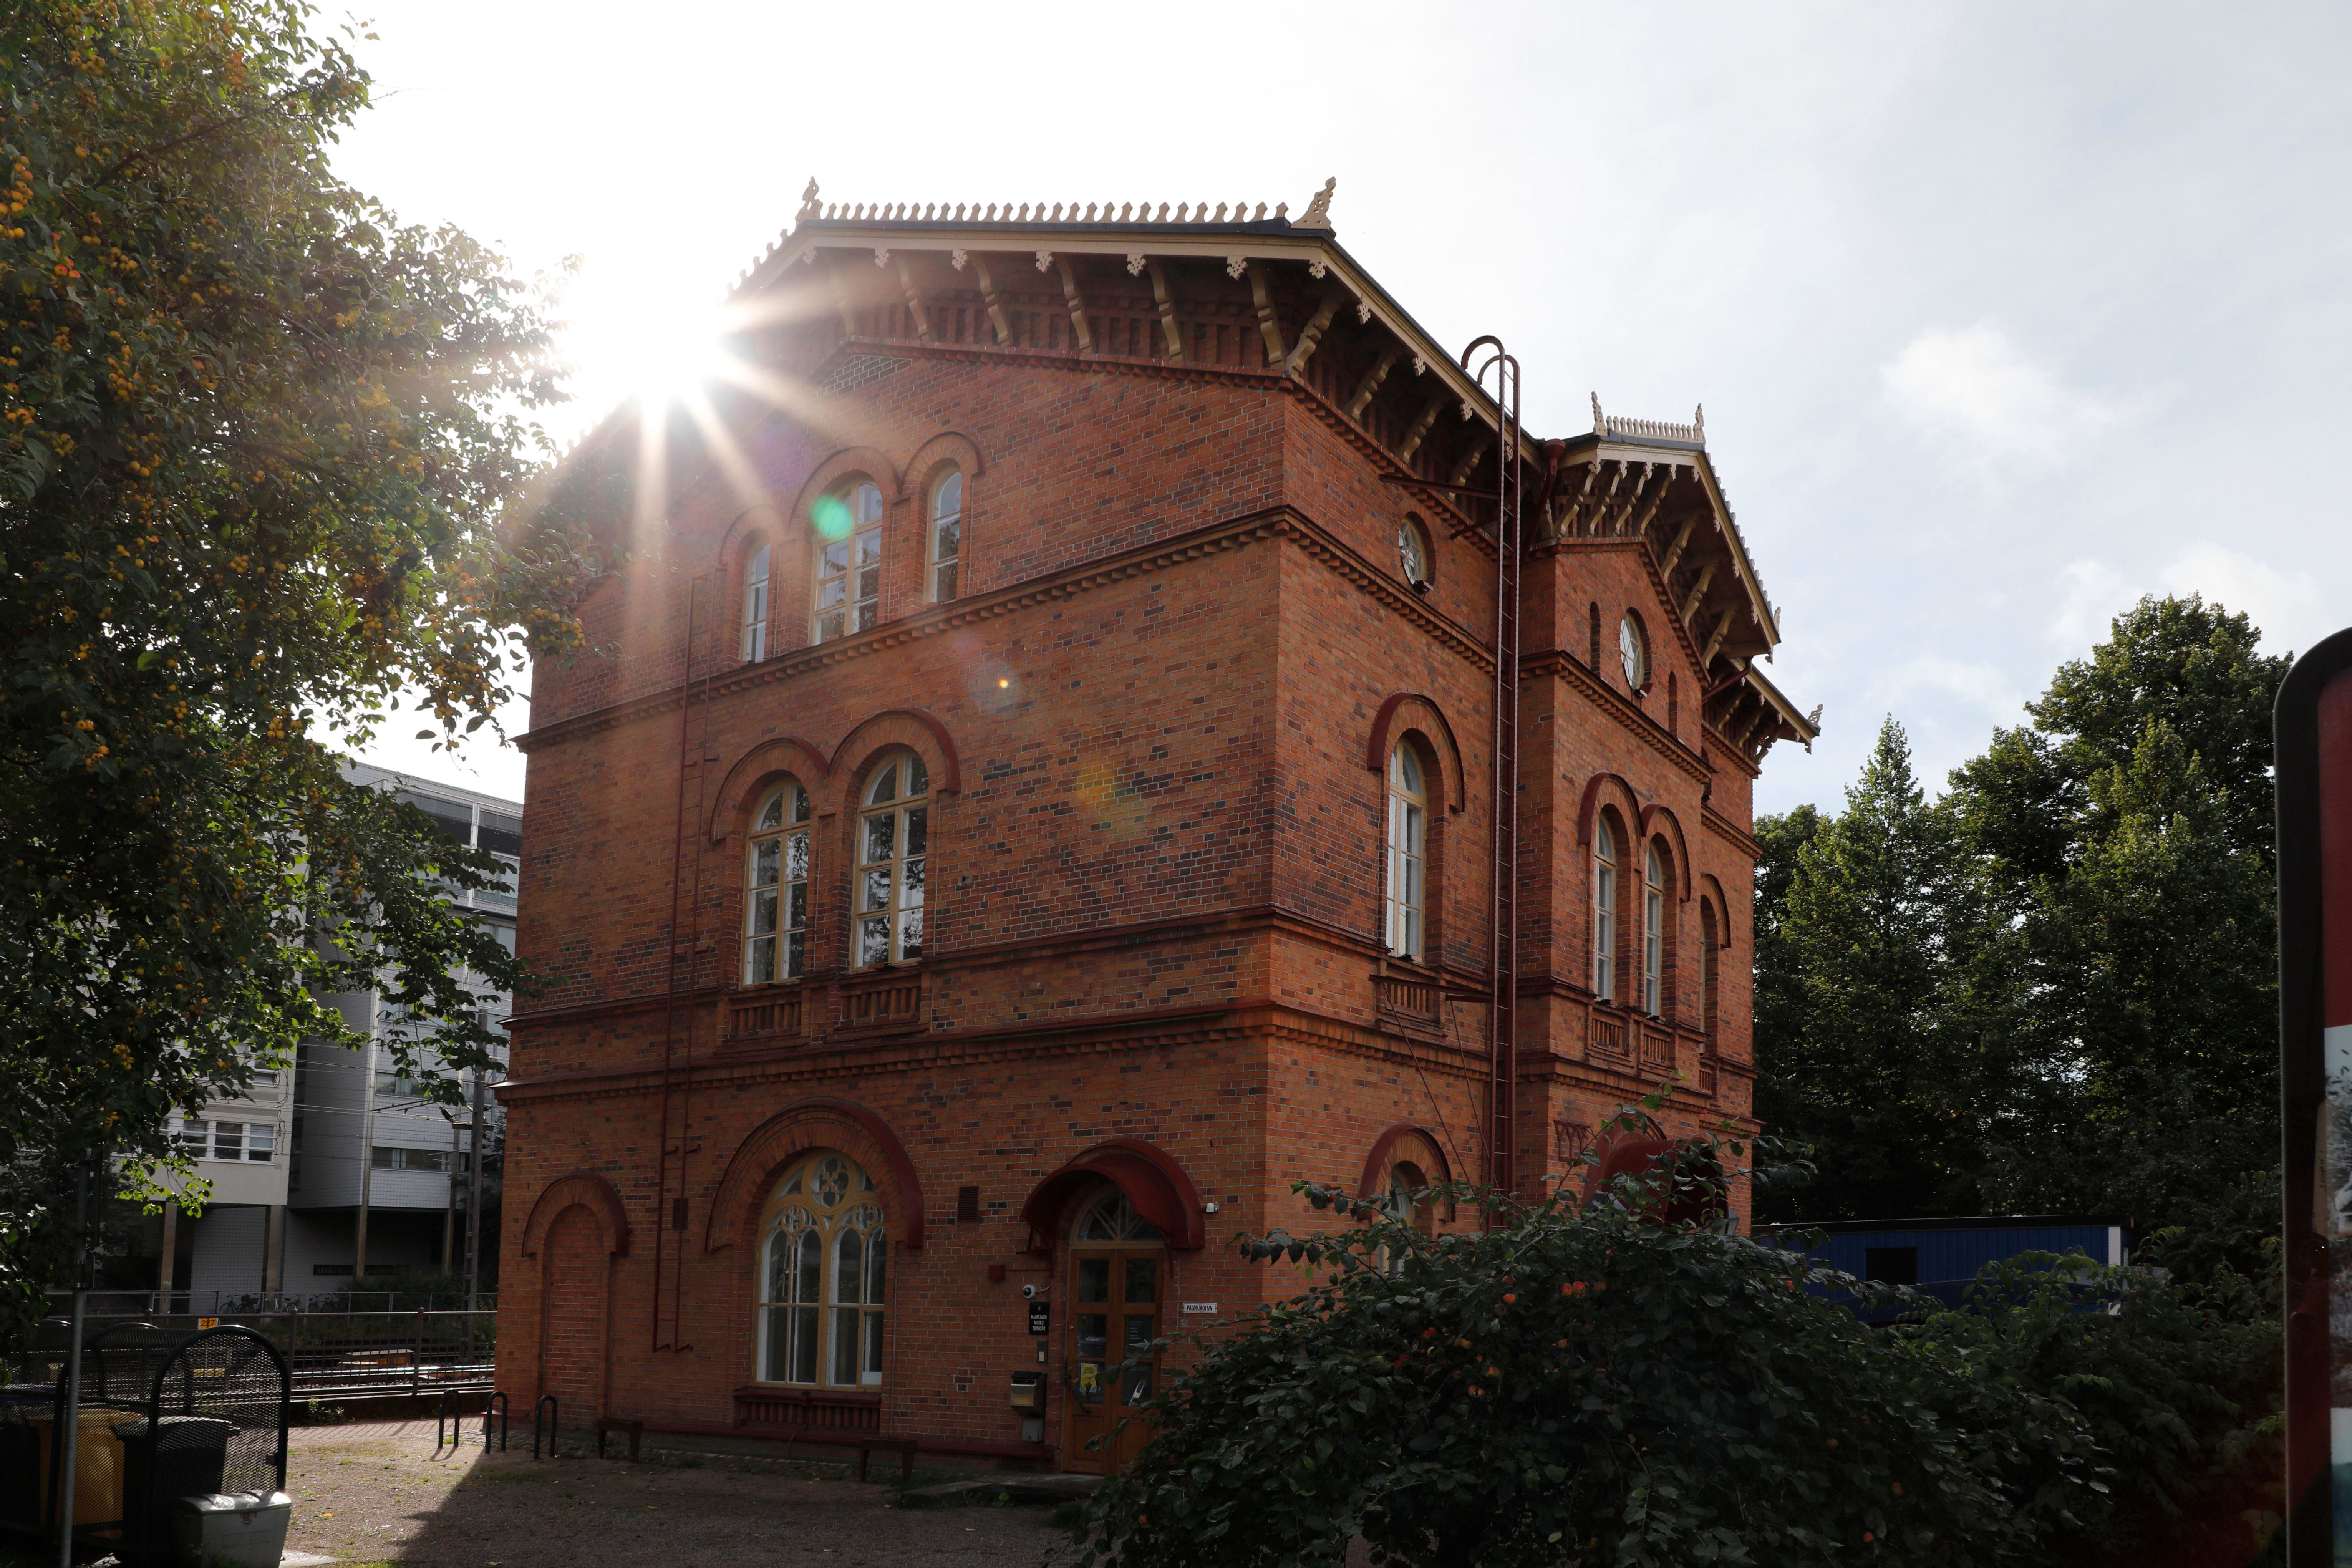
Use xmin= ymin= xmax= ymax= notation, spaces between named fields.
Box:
xmin=1872 ymin=655 xmax=2027 ymax=722
xmin=2158 ymin=542 xmax=2330 ymax=654
xmin=2045 ymin=544 xmax=2328 ymax=657
xmin=1881 ymin=322 xmax=2127 ymax=463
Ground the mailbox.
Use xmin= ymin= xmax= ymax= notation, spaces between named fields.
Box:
xmin=1008 ymin=1371 xmax=1044 ymax=1412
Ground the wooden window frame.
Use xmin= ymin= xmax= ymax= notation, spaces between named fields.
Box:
xmin=740 ymin=540 xmax=771 ymax=662
xmin=928 ymin=467 xmax=963 ymax=603
xmin=812 ymin=480 xmax=885 ymax=643
xmin=745 ymin=781 xmax=812 ymax=985
xmin=1384 ymin=743 xmax=1428 ymax=961
xmin=853 ymin=753 xmax=929 ymax=970
xmin=755 ymin=1152 xmax=888 ymax=1389
xmin=1594 ymin=815 xmax=1619 ymax=1003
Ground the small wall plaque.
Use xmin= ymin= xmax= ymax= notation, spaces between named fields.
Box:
xmin=1180 ymin=1301 xmax=1218 ymax=1315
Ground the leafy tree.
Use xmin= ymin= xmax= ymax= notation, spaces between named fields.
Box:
xmin=0 ymin=0 xmax=606 ymax=1339
xmin=1076 ymin=1119 xmax=2107 ymax=1568
xmin=1948 ymin=597 xmax=2287 ymax=1274
xmin=1753 ymin=720 xmax=1989 ymax=1220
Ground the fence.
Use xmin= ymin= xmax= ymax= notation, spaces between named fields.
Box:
xmin=56 ymin=1289 xmax=497 ymax=1316
xmin=18 ymin=1300 xmax=498 ymax=1403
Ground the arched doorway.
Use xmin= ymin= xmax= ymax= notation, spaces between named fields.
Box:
xmin=1063 ymin=1188 xmax=1165 ymax=1474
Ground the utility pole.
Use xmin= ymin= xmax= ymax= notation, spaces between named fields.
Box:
xmin=463 ymin=1070 xmax=486 ymax=1306
xmin=354 ymin=1029 xmax=376 ymax=1284
xmin=55 ymin=1155 xmax=93 ymax=1568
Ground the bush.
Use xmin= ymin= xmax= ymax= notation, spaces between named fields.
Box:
xmin=1076 ymin=1118 xmax=2103 ymax=1567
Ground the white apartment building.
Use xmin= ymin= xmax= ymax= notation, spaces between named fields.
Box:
xmin=156 ymin=762 xmax=518 ymax=1300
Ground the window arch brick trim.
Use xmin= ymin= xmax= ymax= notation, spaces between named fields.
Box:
xmin=519 ymin=1170 xmax=632 ymax=1259
xmin=1356 ymin=1122 xmax=1459 ymax=1221
xmin=706 ymin=736 xmax=834 ymax=844
xmin=789 ymin=447 xmax=904 ymax=523
xmin=714 ymin=504 xmax=786 ymax=569
xmin=1018 ymin=1137 xmax=1205 ymax=1254
xmin=1575 ymin=772 xmax=1646 ymax=850
xmin=899 ymin=430 xmax=986 ymax=498
xmin=1638 ymin=803 xmax=1694 ymax=901
xmin=1364 ymin=692 xmax=1466 ymax=812
xmin=828 ymin=707 xmax=962 ymax=801
xmin=1699 ymin=874 xmax=1734 ymax=947
xmin=703 ymin=1096 xmax=926 ymax=1255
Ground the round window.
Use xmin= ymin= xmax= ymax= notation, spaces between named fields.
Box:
xmin=1619 ymin=613 xmax=1648 ymax=690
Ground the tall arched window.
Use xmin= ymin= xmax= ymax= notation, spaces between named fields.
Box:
xmin=741 ymin=542 xmax=771 ymax=662
xmin=1643 ymin=843 xmax=1666 ymax=1015
xmin=855 ymin=753 xmax=928 ymax=968
xmin=1699 ymin=898 xmax=1720 ymax=1046
xmin=1588 ymin=604 xmax=1602 ymax=671
xmin=812 ymin=480 xmax=885 ymax=643
xmin=928 ymin=468 xmax=963 ymax=602
xmin=1593 ymin=817 xmax=1618 ymax=1002
xmin=1384 ymin=744 xmax=1427 ymax=961
xmin=756 ymin=1152 xmax=887 ymax=1387
xmin=744 ymin=781 xmax=811 ymax=983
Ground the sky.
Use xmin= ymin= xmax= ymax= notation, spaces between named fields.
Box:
xmin=327 ymin=0 xmax=2352 ymax=815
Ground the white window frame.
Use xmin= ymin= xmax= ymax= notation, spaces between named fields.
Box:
xmin=757 ymin=1153 xmax=887 ymax=1387
xmin=741 ymin=542 xmax=771 ymax=661
xmin=1384 ymin=744 xmax=1427 ymax=961
xmin=1396 ymin=515 xmax=1431 ymax=587
xmin=1594 ymin=819 xmax=1618 ymax=1002
xmin=812 ymin=481 xmax=885 ymax=643
xmin=744 ymin=781 xmax=811 ymax=984
xmin=1643 ymin=842 xmax=1665 ymax=1015
xmin=854 ymin=754 xmax=928 ymax=969
xmin=928 ymin=468 xmax=963 ymax=603
xmin=1619 ymin=612 xmax=1648 ymax=690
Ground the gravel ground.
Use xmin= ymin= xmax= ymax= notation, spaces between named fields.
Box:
xmin=276 ymin=1420 xmax=1079 ymax=1568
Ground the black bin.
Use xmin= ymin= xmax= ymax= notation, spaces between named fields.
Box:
xmin=111 ymin=1415 xmax=234 ymax=1566
xmin=0 ymin=1386 xmax=55 ymax=1528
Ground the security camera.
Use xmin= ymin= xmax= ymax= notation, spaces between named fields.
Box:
xmin=1021 ymin=1283 xmax=1043 ymax=1300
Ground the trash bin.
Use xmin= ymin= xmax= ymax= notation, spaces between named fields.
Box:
xmin=0 ymin=1386 xmax=53 ymax=1528
xmin=111 ymin=1416 xmax=234 ymax=1566
xmin=172 ymin=1490 xmax=292 ymax=1568
xmin=24 ymin=1406 xmax=132 ymax=1532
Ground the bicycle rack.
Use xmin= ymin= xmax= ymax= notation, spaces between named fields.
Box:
xmin=533 ymin=1394 xmax=558 ymax=1460
xmin=433 ymin=1389 xmax=459 ymax=1456
xmin=484 ymin=1391 xmax=509 ymax=1451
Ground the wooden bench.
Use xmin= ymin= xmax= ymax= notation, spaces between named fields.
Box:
xmin=594 ymin=1417 xmax=643 ymax=1461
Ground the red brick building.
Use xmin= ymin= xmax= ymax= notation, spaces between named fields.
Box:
xmin=495 ymin=181 xmax=1817 ymax=1472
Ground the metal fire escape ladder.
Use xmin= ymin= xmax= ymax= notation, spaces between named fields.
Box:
xmin=652 ymin=570 xmax=716 ymax=1352
xmin=1461 ymin=338 xmax=1523 ymax=1200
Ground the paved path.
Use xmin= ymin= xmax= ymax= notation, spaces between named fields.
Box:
xmin=278 ymin=1421 xmax=1079 ymax=1568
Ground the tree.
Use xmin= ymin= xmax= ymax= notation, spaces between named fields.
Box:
xmin=1948 ymin=597 xmax=2287 ymax=1275
xmin=1075 ymin=1122 xmax=2111 ymax=1568
xmin=0 ymin=0 xmax=607 ymax=1338
xmin=1753 ymin=720 xmax=1989 ymax=1220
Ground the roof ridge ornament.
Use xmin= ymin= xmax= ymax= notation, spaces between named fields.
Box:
xmin=798 ymin=177 xmax=822 ymax=223
xmin=1299 ymin=177 xmax=1336 ymax=229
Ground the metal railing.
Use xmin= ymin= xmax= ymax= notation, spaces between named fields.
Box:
xmin=55 ymin=1288 xmax=496 ymax=1316
xmin=17 ymin=1304 xmax=497 ymax=1402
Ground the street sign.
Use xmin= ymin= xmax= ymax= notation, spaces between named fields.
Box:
xmin=2278 ymin=624 xmax=2352 ymax=1568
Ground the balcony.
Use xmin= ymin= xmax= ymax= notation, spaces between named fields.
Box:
xmin=1373 ymin=971 xmax=1443 ymax=1031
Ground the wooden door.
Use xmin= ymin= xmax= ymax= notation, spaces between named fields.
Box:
xmin=1062 ymin=1249 xmax=1161 ymax=1473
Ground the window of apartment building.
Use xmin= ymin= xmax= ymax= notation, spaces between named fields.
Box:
xmin=928 ymin=468 xmax=962 ymax=602
xmin=393 ymin=788 xmax=520 ymax=912
xmin=741 ymin=540 xmax=771 ymax=661
xmin=1384 ymin=743 xmax=1427 ymax=961
xmin=855 ymin=754 xmax=927 ymax=968
xmin=757 ymin=1152 xmax=887 ymax=1387
xmin=813 ymin=480 xmax=885 ymax=642
xmin=746 ymin=780 xmax=812 ymax=983
xmin=1396 ymin=515 xmax=1432 ymax=589
xmin=1593 ymin=817 xmax=1618 ymax=1003
xmin=1643 ymin=842 xmax=1666 ymax=1016
xmin=176 ymin=1117 xmax=275 ymax=1163
xmin=370 ymin=1145 xmax=454 ymax=1173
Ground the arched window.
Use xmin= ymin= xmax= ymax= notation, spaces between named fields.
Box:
xmin=1593 ymin=817 xmax=1618 ymax=1002
xmin=854 ymin=753 xmax=928 ymax=968
xmin=1619 ymin=612 xmax=1649 ymax=691
xmin=812 ymin=480 xmax=885 ymax=643
xmin=1699 ymin=898 xmax=1720 ymax=1045
xmin=741 ymin=542 xmax=771 ymax=662
xmin=1075 ymin=1189 xmax=1163 ymax=1243
xmin=1396 ymin=515 xmax=1432 ymax=588
xmin=928 ymin=468 xmax=963 ymax=603
xmin=756 ymin=1152 xmax=886 ymax=1386
xmin=1643 ymin=842 xmax=1666 ymax=1015
xmin=1384 ymin=744 xmax=1427 ymax=961
xmin=1668 ymin=671 xmax=1679 ymax=735
xmin=744 ymin=781 xmax=811 ymax=983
